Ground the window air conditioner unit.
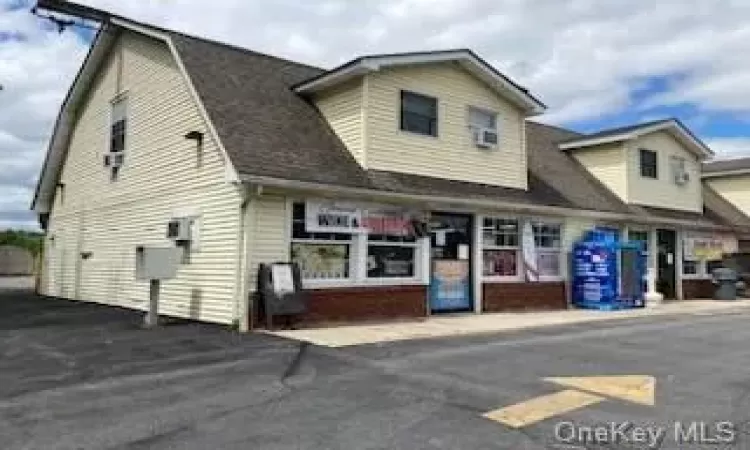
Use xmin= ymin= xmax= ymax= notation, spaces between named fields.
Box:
xmin=475 ymin=127 xmax=498 ymax=148
xmin=674 ymin=171 xmax=690 ymax=185
xmin=166 ymin=217 xmax=192 ymax=241
xmin=103 ymin=152 xmax=125 ymax=168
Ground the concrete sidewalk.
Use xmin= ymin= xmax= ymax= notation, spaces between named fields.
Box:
xmin=267 ymin=299 xmax=750 ymax=347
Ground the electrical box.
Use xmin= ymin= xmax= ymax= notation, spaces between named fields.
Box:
xmin=135 ymin=246 xmax=181 ymax=280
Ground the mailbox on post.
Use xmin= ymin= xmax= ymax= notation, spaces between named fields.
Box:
xmin=135 ymin=246 xmax=181 ymax=328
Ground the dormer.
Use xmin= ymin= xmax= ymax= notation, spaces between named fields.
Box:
xmin=295 ymin=50 xmax=545 ymax=191
xmin=703 ymin=157 xmax=750 ymax=216
xmin=560 ymin=119 xmax=713 ymax=213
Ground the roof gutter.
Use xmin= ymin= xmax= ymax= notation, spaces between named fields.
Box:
xmin=702 ymin=169 xmax=750 ymax=179
xmin=239 ymin=174 xmax=744 ymax=233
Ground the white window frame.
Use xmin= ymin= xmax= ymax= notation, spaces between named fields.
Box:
xmin=107 ymin=93 xmax=128 ymax=182
xmin=290 ymin=202 xmax=355 ymax=286
xmin=287 ymin=200 xmax=427 ymax=288
xmin=366 ymin=234 xmax=421 ymax=282
xmin=531 ymin=220 xmax=564 ymax=282
xmin=681 ymin=234 xmax=724 ymax=280
xmin=682 ymin=258 xmax=721 ymax=279
xmin=670 ymin=155 xmax=687 ymax=179
xmin=481 ymin=216 xmax=522 ymax=282
xmin=467 ymin=106 xmax=499 ymax=146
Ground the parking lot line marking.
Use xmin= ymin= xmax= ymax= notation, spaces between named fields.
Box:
xmin=482 ymin=389 xmax=604 ymax=429
xmin=544 ymin=375 xmax=655 ymax=406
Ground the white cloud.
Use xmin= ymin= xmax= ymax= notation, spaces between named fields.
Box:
xmin=0 ymin=3 xmax=88 ymax=230
xmin=2 ymin=0 xmax=750 ymax=229
xmin=705 ymin=138 xmax=750 ymax=159
xmin=73 ymin=0 xmax=750 ymax=122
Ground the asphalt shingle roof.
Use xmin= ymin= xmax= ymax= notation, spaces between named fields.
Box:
xmin=170 ymin=33 xmax=371 ymax=188
xmin=167 ymin=30 xmax=748 ymax=231
xmin=703 ymin=157 xmax=750 ymax=174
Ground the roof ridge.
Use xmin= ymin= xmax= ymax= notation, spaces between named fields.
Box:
xmin=583 ymin=117 xmax=675 ymax=136
xmin=526 ymin=120 xmax=583 ymax=137
xmin=165 ymin=29 xmax=326 ymax=73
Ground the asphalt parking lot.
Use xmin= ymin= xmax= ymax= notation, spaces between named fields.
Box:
xmin=2 ymin=288 xmax=750 ymax=449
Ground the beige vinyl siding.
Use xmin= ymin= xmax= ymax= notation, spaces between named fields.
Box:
xmin=42 ymin=31 xmax=242 ymax=324
xmin=365 ymin=63 xmax=527 ymax=189
xmin=706 ymin=176 xmax=750 ymax=216
xmin=570 ymin=143 xmax=627 ymax=200
xmin=314 ymin=79 xmax=365 ymax=166
xmin=246 ymin=195 xmax=289 ymax=293
xmin=627 ymin=131 xmax=702 ymax=213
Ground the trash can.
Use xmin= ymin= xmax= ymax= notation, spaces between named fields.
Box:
xmin=712 ymin=268 xmax=738 ymax=300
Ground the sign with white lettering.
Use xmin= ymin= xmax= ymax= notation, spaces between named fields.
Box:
xmin=271 ymin=264 xmax=295 ymax=295
xmin=305 ymin=200 xmax=417 ymax=236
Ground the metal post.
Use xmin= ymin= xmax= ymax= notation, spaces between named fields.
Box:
xmin=145 ymin=279 xmax=160 ymax=328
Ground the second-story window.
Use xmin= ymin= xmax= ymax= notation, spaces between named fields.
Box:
xmin=400 ymin=90 xmax=437 ymax=137
xmin=639 ymin=148 xmax=658 ymax=179
xmin=468 ymin=106 xmax=498 ymax=148
xmin=468 ymin=107 xmax=497 ymax=131
xmin=110 ymin=97 xmax=127 ymax=154
xmin=106 ymin=96 xmax=128 ymax=182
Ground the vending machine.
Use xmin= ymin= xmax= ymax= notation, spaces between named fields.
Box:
xmin=572 ymin=228 xmax=647 ymax=310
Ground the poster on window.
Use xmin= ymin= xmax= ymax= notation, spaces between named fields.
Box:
xmin=430 ymin=260 xmax=471 ymax=311
xmin=290 ymin=243 xmax=349 ymax=279
xmin=683 ymin=236 xmax=724 ymax=261
xmin=305 ymin=200 xmax=419 ymax=236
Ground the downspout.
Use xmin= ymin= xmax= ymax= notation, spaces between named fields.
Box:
xmin=235 ymin=186 xmax=252 ymax=331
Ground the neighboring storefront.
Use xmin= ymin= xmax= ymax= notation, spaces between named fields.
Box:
xmin=624 ymin=226 xmax=736 ymax=300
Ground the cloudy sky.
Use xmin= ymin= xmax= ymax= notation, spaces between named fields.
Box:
xmin=2 ymin=0 xmax=750 ymax=230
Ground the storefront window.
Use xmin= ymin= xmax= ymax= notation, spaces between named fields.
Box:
xmin=628 ymin=230 xmax=649 ymax=253
xmin=683 ymin=259 xmax=723 ymax=277
xmin=683 ymin=259 xmax=699 ymax=275
xmin=533 ymin=222 xmax=562 ymax=277
xmin=482 ymin=218 xmax=519 ymax=277
xmin=291 ymin=202 xmax=352 ymax=280
xmin=367 ymin=234 xmax=417 ymax=278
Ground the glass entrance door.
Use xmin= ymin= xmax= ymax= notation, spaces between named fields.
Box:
xmin=429 ymin=213 xmax=473 ymax=313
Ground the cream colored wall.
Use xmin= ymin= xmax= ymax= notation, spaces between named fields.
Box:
xmin=43 ymin=32 xmax=242 ymax=324
xmin=313 ymin=79 xmax=365 ymax=166
xmin=626 ymin=131 xmax=702 ymax=212
xmin=245 ymin=195 xmax=289 ymax=293
xmin=364 ymin=63 xmax=527 ymax=188
xmin=570 ymin=143 xmax=628 ymax=200
xmin=706 ymin=175 xmax=750 ymax=216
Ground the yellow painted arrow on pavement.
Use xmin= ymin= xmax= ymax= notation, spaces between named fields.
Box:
xmin=544 ymin=375 xmax=655 ymax=406
xmin=482 ymin=375 xmax=655 ymax=429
